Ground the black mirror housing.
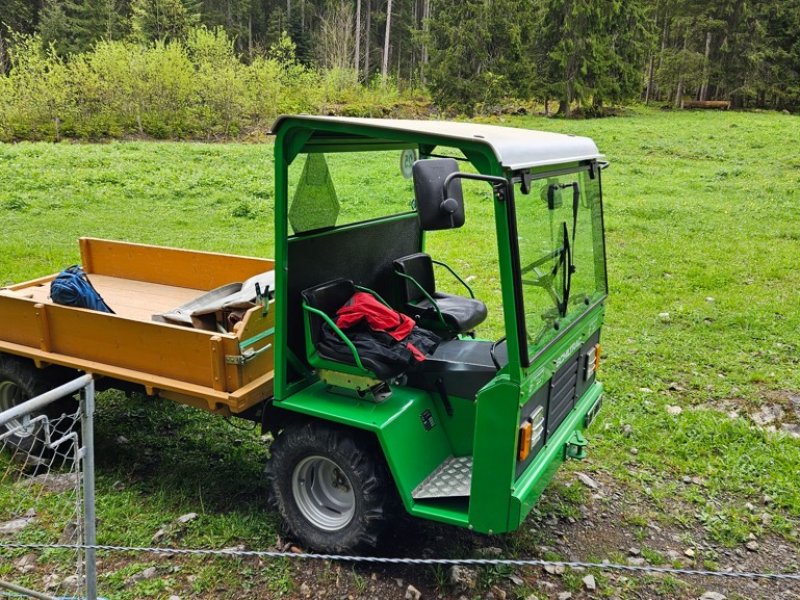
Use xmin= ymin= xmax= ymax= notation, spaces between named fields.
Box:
xmin=412 ymin=158 xmax=465 ymax=230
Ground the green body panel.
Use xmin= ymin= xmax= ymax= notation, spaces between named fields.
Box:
xmin=509 ymin=382 xmax=603 ymax=529
xmin=468 ymin=377 xmax=521 ymax=531
xmin=274 ymin=382 xmax=473 ymax=522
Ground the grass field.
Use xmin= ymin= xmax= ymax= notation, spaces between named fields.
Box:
xmin=1 ymin=107 xmax=799 ymax=599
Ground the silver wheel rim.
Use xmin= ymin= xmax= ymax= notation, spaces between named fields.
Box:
xmin=0 ymin=380 xmax=35 ymax=438
xmin=291 ymin=455 xmax=356 ymax=531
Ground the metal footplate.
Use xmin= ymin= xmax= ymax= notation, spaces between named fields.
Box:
xmin=412 ymin=455 xmax=473 ymax=499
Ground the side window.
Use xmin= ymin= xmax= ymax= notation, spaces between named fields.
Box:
xmin=288 ymin=151 xmax=416 ymax=235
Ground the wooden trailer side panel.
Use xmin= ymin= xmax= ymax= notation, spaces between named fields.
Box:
xmin=80 ymin=238 xmax=274 ymax=290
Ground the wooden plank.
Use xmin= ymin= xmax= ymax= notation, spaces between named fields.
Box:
xmin=40 ymin=303 xmax=228 ymax=388
xmin=0 ymin=295 xmax=41 ymax=347
xmin=81 ymin=238 xmax=274 ymax=290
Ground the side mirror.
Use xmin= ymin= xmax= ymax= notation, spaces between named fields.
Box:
xmin=412 ymin=158 xmax=465 ymax=230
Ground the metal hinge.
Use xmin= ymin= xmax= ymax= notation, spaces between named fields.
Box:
xmin=225 ymin=344 xmax=272 ymax=365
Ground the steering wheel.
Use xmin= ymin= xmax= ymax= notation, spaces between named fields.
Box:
xmin=490 ymin=336 xmax=507 ymax=371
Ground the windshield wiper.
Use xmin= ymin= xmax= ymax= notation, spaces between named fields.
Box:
xmin=558 ymin=221 xmax=573 ymax=317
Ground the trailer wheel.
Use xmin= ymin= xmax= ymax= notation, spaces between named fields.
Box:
xmin=266 ymin=421 xmax=395 ymax=552
xmin=0 ymin=354 xmax=76 ymax=456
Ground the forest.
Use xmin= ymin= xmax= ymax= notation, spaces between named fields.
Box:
xmin=0 ymin=0 xmax=798 ymax=140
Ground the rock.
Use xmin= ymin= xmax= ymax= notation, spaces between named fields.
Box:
xmin=168 ymin=596 xmax=181 ymax=600
xmin=622 ymin=424 xmax=633 ymax=437
xmin=576 ymin=472 xmax=600 ymax=490
xmin=557 ymin=593 xmax=573 ymax=600
xmin=658 ymin=312 xmax=671 ymax=324
xmin=639 ymin=387 xmax=654 ymax=394
xmin=744 ymin=502 xmax=755 ymax=512
xmin=20 ymin=472 xmax=78 ymax=493
xmin=116 ymin=435 xmax=130 ymax=445
xmin=628 ymin=547 xmax=641 ymax=556
xmin=299 ymin=583 xmax=311 ymax=597
xmin=544 ymin=564 xmax=566 ymax=575
xmin=151 ymin=528 xmax=167 ymax=543
xmin=666 ymin=550 xmax=681 ymax=561
xmin=583 ymin=574 xmax=597 ymax=590
xmin=666 ymin=405 xmax=683 ymax=415
xmin=627 ymin=557 xmax=646 ymax=567
xmin=507 ymin=574 xmax=524 ymax=586
xmin=477 ymin=546 xmax=503 ymax=557
xmin=0 ymin=516 xmax=35 ymax=534
xmin=752 ymin=404 xmax=784 ymax=426
xmin=781 ymin=423 xmax=800 ymax=438
xmin=14 ymin=553 xmax=37 ymax=572
xmin=761 ymin=512 xmax=773 ymax=526
xmin=630 ymin=447 xmax=639 ymax=455
xmin=177 ymin=512 xmax=198 ymax=524
xmin=684 ymin=548 xmax=696 ymax=558
xmin=43 ymin=574 xmax=61 ymax=590
xmin=490 ymin=586 xmax=507 ymax=600
xmin=745 ymin=541 xmax=759 ymax=552
xmin=449 ymin=566 xmax=477 ymax=590
xmin=699 ymin=593 xmax=727 ymax=600
xmin=404 ymin=584 xmax=421 ymax=600
xmin=132 ymin=566 xmax=157 ymax=582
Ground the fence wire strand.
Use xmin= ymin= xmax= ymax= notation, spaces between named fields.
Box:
xmin=1 ymin=541 xmax=800 ymax=583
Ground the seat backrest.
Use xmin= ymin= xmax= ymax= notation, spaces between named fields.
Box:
xmin=301 ymin=278 xmax=356 ymax=347
xmin=394 ymin=253 xmax=435 ymax=303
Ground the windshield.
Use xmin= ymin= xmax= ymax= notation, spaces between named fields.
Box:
xmin=516 ymin=166 xmax=607 ymax=349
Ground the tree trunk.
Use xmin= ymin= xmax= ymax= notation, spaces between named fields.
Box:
xmin=655 ymin=10 xmax=669 ymax=102
xmin=699 ymin=30 xmax=712 ymax=101
xmin=364 ymin=0 xmax=371 ymax=80
xmin=420 ymin=0 xmax=430 ymax=84
xmin=287 ymin=0 xmax=291 ymax=22
xmin=381 ymin=0 xmax=393 ymax=86
xmin=644 ymin=53 xmax=654 ymax=103
xmin=355 ymin=0 xmax=362 ymax=75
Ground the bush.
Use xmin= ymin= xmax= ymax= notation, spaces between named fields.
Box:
xmin=0 ymin=28 xmax=430 ymax=142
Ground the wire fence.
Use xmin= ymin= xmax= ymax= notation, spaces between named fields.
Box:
xmin=0 ymin=375 xmax=96 ymax=600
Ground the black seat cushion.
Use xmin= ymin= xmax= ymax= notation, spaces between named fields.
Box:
xmin=406 ymin=338 xmax=508 ymax=400
xmin=411 ymin=293 xmax=488 ymax=333
xmin=394 ymin=253 xmax=487 ymax=334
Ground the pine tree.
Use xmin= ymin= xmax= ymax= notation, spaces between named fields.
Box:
xmin=39 ymin=0 xmax=71 ymax=54
xmin=130 ymin=0 xmax=200 ymax=42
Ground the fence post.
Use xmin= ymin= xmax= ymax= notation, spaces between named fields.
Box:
xmin=80 ymin=378 xmax=97 ymax=600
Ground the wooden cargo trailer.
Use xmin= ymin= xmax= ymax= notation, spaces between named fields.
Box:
xmin=0 ymin=238 xmax=275 ymax=415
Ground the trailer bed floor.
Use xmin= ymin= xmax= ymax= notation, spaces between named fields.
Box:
xmin=5 ymin=275 xmax=205 ymax=322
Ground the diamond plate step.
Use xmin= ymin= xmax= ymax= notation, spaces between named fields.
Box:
xmin=412 ymin=456 xmax=473 ymax=499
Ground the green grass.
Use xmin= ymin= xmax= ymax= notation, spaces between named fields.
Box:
xmin=1 ymin=106 xmax=799 ymax=597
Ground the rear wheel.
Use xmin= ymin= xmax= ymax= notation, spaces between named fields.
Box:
xmin=0 ymin=354 xmax=78 ymax=456
xmin=266 ymin=421 xmax=395 ymax=552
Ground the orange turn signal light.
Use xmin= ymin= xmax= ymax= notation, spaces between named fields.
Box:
xmin=518 ymin=421 xmax=533 ymax=461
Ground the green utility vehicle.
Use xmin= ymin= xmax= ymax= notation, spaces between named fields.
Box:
xmin=264 ymin=116 xmax=608 ymax=551
xmin=0 ymin=116 xmax=608 ymax=553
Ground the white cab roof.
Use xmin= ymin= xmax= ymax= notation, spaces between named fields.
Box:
xmin=271 ymin=115 xmax=602 ymax=170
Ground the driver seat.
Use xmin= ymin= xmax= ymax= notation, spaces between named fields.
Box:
xmin=394 ymin=252 xmax=487 ymax=335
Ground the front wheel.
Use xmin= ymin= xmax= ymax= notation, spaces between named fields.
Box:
xmin=265 ymin=421 xmax=396 ymax=552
